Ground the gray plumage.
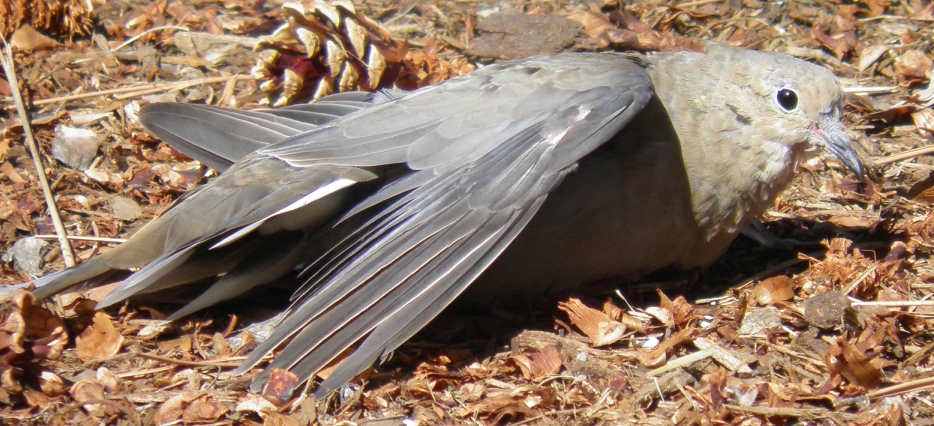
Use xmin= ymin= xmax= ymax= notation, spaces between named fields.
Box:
xmin=29 ymin=44 xmax=862 ymax=397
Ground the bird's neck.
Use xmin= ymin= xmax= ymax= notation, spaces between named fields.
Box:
xmin=684 ymin=137 xmax=798 ymax=244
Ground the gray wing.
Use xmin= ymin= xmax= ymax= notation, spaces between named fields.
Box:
xmin=230 ymin=53 xmax=655 ymax=396
xmin=30 ymin=92 xmax=390 ymax=300
xmin=140 ymin=91 xmax=396 ymax=171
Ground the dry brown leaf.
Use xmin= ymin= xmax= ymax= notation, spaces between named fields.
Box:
xmin=511 ymin=347 xmax=562 ymax=380
xmin=566 ymin=10 xmax=615 ymax=40
xmin=262 ymin=411 xmax=302 ymax=426
xmin=911 ymin=108 xmax=934 ymax=135
xmin=262 ymin=368 xmax=300 ymax=404
xmin=152 ymin=392 xmax=205 ymax=425
xmin=639 ymin=327 xmax=695 ymax=368
xmin=96 ymin=367 xmax=123 ymax=393
xmin=750 ymin=276 xmax=796 ymax=306
xmin=864 ymin=103 xmax=916 ymax=124
xmin=827 ymin=215 xmax=874 ymax=228
xmin=602 ymin=298 xmax=625 ymax=321
xmin=21 ymin=388 xmax=51 ymax=408
xmin=212 ymin=332 xmax=231 ymax=358
xmin=9 ymin=25 xmax=57 ymax=51
xmin=458 ymin=384 xmax=556 ymax=423
xmin=557 ymin=298 xmax=627 ymax=346
xmin=601 ymin=298 xmax=647 ymax=332
xmin=235 ymin=392 xmax=278 ymax=416
xmin=658 ymin=290 xmax=695 ymax=327
xmin=75 ymin=312 xmax=124 ymax=362
xmin=0 ymin=161 xmax=27 ymax=184
xmin=0 ymin=296 xmax=28 ymax=356
xmin=37 ymin=370 xmax=65 ymax=396
xmin=821 ymin=338 xmax=884 ymax=393
xmin=895 ymin=50 xmax=932 ymax=83
xmin=182 ymin=394 xmax=230 ymax=424
xmin=158 ymin=335 xmax=193 ymax=355
xmin=860 ymin=0 xmax=891 ymax=16
xmin=69 ymin=379 xmax=106 ymax=411
xmin=858 ymin=45 xmax=889 ymax=72
xmin=707 ymin=367 xmax=728 ymax=413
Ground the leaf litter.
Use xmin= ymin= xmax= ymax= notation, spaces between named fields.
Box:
xmin=2 ymin=0 xmax=934 ymax=424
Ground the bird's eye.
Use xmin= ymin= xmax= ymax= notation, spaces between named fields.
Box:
xmin=776 ymin=89 xmax=798 ymax=111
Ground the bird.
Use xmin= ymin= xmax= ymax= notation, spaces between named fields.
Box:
xmin=28 ymin=43 xmax=863 ymax=398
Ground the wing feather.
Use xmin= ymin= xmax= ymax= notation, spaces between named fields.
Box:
xmin=234 ymin=54 xmax=656 ymax=395
xmin=35 ymin=53 xmax=658 ymax=397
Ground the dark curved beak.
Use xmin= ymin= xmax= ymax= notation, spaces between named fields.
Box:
xmin=810 ymin=115 xmax=864 ymax=178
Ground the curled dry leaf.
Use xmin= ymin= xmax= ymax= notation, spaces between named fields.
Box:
xmin=75 ymin=312 xmax=124 ymax=362
xmin=827 ymin=215 xmax=875 ymax=229
xmin=820 ymin=338 xmax=884 ymax=393
xmin=858 ymin=45 xmax=890 ymax=73
xmin=38 ymin=370 xmax=66 ymax=396
xmin=69 ymin=379 xmax=106 ymax=413
xmin=21 ymin=388 xmax=51 ymax=409
xmin=182 ymin=394 xmax=230 ymax=424
xmin=749 ymin=275 xmax=796 ymax=306
xmin=96 ymin=367 xmax=123 ymax=393
xmin=657 ymin=290 xmax=695 ymax=327
xmin=510 ymin=347 xmax=562 ymax=381
xmin=557 ymin=298 xmax=627 ymax=346
xmin=644 ymin=306 xmax=674 ymax=328
xmin=235 ymin=392 xmax=278 ymax=416
xmin=10 ymin=24 xmax=58 ymax=51
xmin=894 ymin=50 xmax=932 ymax=84
xmin=566 ymin=10 xmax=616 ymax=41
xmin=910 ymin=108 xmax=934 ymax=136
xmin=603 ymin=9 xmax=704 ymax=53
xmin=152 ymin=392 xmax=229 ymax=425
xmin=457 ymin=384 xmax=556 ymax=423
xmin=603 ymin=299 xmax=647 ymax=333
xmin=0 ymin=161 xmax=27 ymax=184
xmin=639 ymin=328 xmax=695 ymax=368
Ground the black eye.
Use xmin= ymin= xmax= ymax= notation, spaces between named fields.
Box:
xmin=776 ymin=89 xmax=798 ymax=111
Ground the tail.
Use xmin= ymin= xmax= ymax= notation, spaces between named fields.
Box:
xmin=30 ymin=258 xmax=118 ymax=299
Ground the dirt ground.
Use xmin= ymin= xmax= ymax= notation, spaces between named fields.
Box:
xmin=2 ymin=0 xmax=934 ymax=424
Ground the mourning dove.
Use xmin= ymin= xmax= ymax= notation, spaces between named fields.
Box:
xmin=29 ymin=44 xmax=862 ymax=397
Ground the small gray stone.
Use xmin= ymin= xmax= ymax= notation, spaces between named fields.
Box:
xmin=52 ymin=125 xmax=100 ymax=171
xmin=738 ymin=307 xmax=782 ymax=336
xmin=3 ymin=237 xmax=50 ymax=275
xmin=465 ymin=13 xmax=581 ymax=60
xmin=110 ymin=196 xmax=142 ymax=221
xmin=804 ymin=290 xmax=850 ymax=330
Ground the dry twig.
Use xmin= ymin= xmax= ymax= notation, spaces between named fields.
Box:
xmin=0 ymin=39 xmax=75 ymax=267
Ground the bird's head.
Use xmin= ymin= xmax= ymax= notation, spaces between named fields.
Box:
xmin=718 ymin=45 xmax=864 ymax=178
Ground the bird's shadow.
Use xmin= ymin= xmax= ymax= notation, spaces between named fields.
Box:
xmin=360 ymin=214 xmax=895 ymax=393
xmin=98 ymin=214 xmax=892 ymax=398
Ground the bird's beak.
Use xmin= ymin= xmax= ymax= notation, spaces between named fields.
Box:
xmin=810 ymin=115 xmax=864 ymax=178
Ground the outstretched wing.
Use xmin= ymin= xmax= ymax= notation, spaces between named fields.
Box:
xmin=30 ymin=92 xmax=391 ymax=300
xmin=140 ymin=91 xmax=397 ymax=172
xmin=233 ymin=53 xmax=656 ymax=395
